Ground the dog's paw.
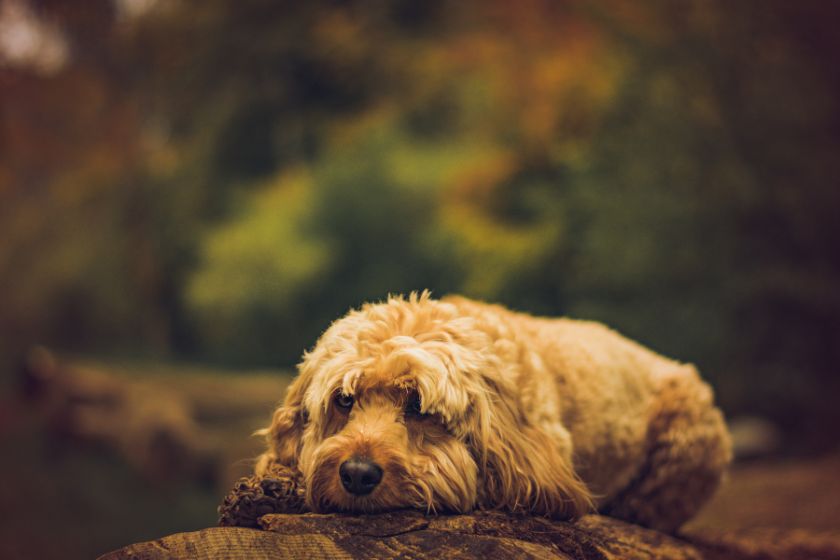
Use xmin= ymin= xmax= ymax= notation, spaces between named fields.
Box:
xmin=218 ymin=464 xmax=307 ymax=527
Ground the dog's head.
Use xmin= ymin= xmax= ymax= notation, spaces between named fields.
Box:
xmin=257 ymin=292 xmax=591 ymax=517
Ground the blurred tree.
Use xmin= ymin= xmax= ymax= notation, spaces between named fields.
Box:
xmin=186 ymin=170 xmax=333 ymax=363
xmin=1 ymin=0 xmax=838 ymax=450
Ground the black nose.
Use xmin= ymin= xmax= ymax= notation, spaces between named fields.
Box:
xmin=339 ymin=457 xmax=383 ymax=496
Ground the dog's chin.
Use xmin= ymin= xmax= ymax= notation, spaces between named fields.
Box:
xmin=306 ymin=476 xmax=467 ymax=515
xmin=306 ymin=480 xmax=423 ymax=514
xmin=309 ymin=493 xmax=401 ymax=514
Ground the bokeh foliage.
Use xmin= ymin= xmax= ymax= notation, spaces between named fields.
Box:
xmin=2 ymin=0 xmax=839 ymax=449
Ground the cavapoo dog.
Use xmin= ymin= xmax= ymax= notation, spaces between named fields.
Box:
xmin=256 ymin=292 xmax=731 ymax=532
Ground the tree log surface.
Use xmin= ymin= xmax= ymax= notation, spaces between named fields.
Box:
xmin=99 ymin=511 xmax=840 ymax=560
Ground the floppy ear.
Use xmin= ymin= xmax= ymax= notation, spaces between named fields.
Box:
xmin=254 ymin=371 xmax=309 ymax=476
xmin=472 ymin=393 xmax=593 ymax=519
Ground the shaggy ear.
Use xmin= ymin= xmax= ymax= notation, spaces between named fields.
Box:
xmin=474 ymin=399 xmax=593 ymax=519
xmin=254 ymin=372 xmax=309 ymax=475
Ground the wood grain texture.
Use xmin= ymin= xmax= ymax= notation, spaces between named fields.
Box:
xmin=97 ymin=511 xmax=840 ymax=560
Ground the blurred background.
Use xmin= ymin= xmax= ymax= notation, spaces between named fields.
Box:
xmin=1 ymin=0 xmax=839 ymax=557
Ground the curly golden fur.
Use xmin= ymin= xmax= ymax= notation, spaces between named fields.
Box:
xmin=256 ymin=292 xmax=731 ymax=531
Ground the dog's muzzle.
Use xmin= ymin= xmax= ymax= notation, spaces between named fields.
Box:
xmin=339 ymin=457 xmax=383 ymax=496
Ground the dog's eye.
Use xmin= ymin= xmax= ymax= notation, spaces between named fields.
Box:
xmin=404 ymin=391 xmax=424 ymax=417
xmin=335 ymin=393 xmax=354 ymax=410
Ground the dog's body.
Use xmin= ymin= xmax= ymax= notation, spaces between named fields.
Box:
xmin=257 ymin=293 xmax=731 ymax=531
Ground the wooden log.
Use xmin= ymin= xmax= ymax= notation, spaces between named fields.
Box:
xmin=98 ymin=511 xmax=840 ymax=560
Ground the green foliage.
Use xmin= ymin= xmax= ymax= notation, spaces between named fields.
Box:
xmin=187 ymin=170 xmax=332 ymax=362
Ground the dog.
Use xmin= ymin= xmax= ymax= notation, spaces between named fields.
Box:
xmin=256 ymin=292 xmax=731 ymax=532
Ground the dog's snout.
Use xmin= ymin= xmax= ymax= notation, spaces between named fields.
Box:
xmin=339 ymin=457 xmax=383 ymax=496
